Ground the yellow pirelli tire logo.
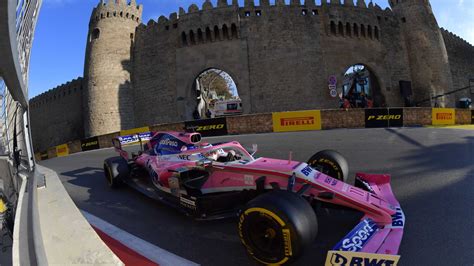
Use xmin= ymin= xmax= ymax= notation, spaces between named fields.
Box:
xmin=325 ymin=251 xmax=400 ymax=266
xmin=432 ymin=108 xmax=455 ymax=125
xmin=272 ymin=110 xmax=322 ymax=132
xmin=239 ymin=207 xmax=292 ymax=265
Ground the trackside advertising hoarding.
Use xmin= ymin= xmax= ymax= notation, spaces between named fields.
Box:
xmin=81 ymin=136 xmax=100 ymax=151
xmin=184 ymin=117 xmax=228 ymax=137
xmin=325 ymin=251 xmax=400 ymax=266
xmin=120 ymin=126 xmax=150 ymax=136
xmin=365 ymin=108 xmax=403 ymax=128
xmin=432 ymin=108 xmax=455 ymax=125
xmin=118 ymin=132 xmax=152 ymax=145
xmin=272 ymin=110 xmax=322 ymax=132
xmin=118 ymin=126 xmax=152 ymax=145
xmin=56 ymin=144 xmax=69 ymax=157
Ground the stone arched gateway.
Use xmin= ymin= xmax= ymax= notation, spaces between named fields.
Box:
xmin=175 ymin=46 xmax=251 ymax=121
xmin=189 ymin=68 xmax=241 ymax=120
xmin=340 ymin=63 xmax=386 ymax=107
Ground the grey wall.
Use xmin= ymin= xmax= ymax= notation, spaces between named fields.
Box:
xmin=29 ymin=78 xmax=84 ymax=152
xmin=442 ymin=29 xmax=474 ymax=104
xmin=132 ymin=1 xmax=413 ymax=128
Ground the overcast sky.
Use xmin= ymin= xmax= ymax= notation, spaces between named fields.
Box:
xmin=28 ymin=0 xmax=474 ymax=98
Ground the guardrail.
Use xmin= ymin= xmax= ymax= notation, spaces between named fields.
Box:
xmin=35 ymin=107 xmax=473 ymax=161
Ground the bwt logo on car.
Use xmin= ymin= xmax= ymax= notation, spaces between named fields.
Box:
xmin=329 ymin=253 xmax=397 ymax=266
xmin=436 ymin=113 xmax=453 ymax=120
xmin=391 ymin=207 xmax=405 ymax=228
xmin=159 ymin=139 xmax=178 ymax=147
xmin=340 ymin=219 xmax=378 ymax=251
xmin=367 ymin=115 xmax=402 ymax=121
xmin=280 ymin=117 xmax=314 ymax=126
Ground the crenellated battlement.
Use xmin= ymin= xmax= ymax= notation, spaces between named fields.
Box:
xmin=389 ymin=0 xmax=431 ymax=8
xmin=90 ymin=0 xmax=143 ymax=26
xmin=29 ymin=77 xmax=83 ymax=108
xmin=441 ymin=28 xmax=474 ymax=48
xmin=173 ymin=0 xmax=392 ymax=13
xmin=137 ymin=0 xmax=394 ymax=45
xmin=140 ymin=0 xmax=392 ymax=26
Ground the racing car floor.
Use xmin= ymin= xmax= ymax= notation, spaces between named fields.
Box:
xmin=40 ymin=128 xmax=474 ymax=266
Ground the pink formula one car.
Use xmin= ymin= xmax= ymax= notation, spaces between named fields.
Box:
xmin=104 ymin=131 xmax=404 ymax=265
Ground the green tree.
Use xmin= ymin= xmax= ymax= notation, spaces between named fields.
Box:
xmin=198 ymin=69 xmax=232 ymax=99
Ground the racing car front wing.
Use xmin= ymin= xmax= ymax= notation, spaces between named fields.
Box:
xmin=326 ymin=173 xmax=405 ymax=265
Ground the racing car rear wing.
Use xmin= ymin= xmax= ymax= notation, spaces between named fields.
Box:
xmin=112 ymin=138 xmax=129 ymax=160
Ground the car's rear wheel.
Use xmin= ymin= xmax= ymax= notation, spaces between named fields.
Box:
xmin=104 ymin=156 xmax=129 ymax=188
xmin=307 ymin=150 xmax=349 ymax=183
xmin=238 ymin=190 xmax=317 ymax=265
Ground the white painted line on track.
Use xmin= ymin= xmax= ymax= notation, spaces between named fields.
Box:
xmin=81 ymin=210 xmax=200 ymax=266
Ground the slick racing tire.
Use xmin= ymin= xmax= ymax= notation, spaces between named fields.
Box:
xmin=307 ymin=150 xmax=349 ymax=183
xmin=104 ymin=157 xmax=129 ymax=188
xmin=238 ymin=190 xmax=318 ymax=265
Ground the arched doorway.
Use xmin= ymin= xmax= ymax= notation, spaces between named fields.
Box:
xmin=341 ymin=64 xmax=385 ymax=108
xmin=192 ymin=68 xmax=241 ymax=119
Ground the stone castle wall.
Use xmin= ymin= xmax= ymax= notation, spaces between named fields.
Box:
xmin=83 ymin=0 xmax=143 ymax=137
xmin=132 ymin=0 xmax=413 ymax=127
xmin=28 ymin=0 xmax=474 ymax=152
xmin=29 ymin=78 xmax=84 ymax=152
xmin=441 ymin=28 xmax=474 ymax=104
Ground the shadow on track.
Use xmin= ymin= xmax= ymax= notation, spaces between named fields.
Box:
xmin=384 ymin=133 xmax=474 ymax=266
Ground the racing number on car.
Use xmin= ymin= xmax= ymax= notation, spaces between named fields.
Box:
xmin=301 ymin=166 xmax=313 ymax=177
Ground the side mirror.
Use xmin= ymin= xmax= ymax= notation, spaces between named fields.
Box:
xmin=250 ymin=144 xmax=258 ymax=156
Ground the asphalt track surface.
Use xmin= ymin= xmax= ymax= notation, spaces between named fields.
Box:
xmin=40 ymin=128 xmax=474 ymax=266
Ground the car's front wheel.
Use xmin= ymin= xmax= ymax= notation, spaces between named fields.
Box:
xmin=307 ymin=150 xmax=349 ymax=183
xmin=238 ymin=190 xmax=318 ymax=265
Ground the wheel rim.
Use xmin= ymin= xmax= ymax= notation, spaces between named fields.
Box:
xmin=246 ymin=213 xmax=285 ymax=258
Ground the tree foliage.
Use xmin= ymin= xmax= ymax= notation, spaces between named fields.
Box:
xmin=198 ymin=69 xmax=233 ymax=99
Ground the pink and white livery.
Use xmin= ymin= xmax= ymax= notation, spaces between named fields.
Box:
xmin=104 ymin=131 xmax=405 ymax=265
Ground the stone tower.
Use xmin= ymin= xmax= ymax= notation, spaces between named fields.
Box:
xmin=390 ymin=0 xmax=453 ymax=106
xmin=83 ymin=0 xmax=142 ymax=137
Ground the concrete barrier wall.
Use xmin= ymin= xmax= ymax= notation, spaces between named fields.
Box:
xmin=455 ymin=109 xmax=471 ymax=124
xmin=403 ymin=108 xmax=432 ymax=126
xmin=35 ymin=107 xmax=473 ymax=161
xmin=321 ymin=109 xmax=365 ymax=129
xmin=98 ymin=132 xmax=120 ymax=149
xmin=227 ymin=113 xmax=273 ymax=134
xmin=68 ymin=140 xmax=82 ymax=154
xmin=47 ymin=147 xmax=57 ymax=159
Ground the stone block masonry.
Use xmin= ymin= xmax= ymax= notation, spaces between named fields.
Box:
xmin=29 ymin=78 xmax=84 ymax=152
xmin=29 ymin=0 xmax=474 ymax=152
